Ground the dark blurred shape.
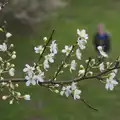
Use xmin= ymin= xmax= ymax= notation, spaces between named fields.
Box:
xmin=93 ymin=24 xmax=111 ymax=53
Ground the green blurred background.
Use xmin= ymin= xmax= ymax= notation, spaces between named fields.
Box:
xmin=1 ymin=0 xmax=120 ymax=119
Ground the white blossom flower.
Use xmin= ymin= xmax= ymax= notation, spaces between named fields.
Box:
xmin=50 ymin=40 xmax=57 ymax=55
xmin=43 ymin=60 xmax=49 ymax=71
xmin=34 ymin=45 xmax=44 ymax=54
xmin=24 ymin=94 xmax=30 ymax=100
xmin=25 ymin=72 xmax=44 ymax=86
xmin=9 ymin=68 xmax=15 ymax=76
xmin=60 ymin=82 xmax=82 ymax=100
xmin=6 ymin=32 xmax=12 ymax=38
xmin=23 ymin=64 xmax=35 ymax=76
xmin=45 ymin=53 xmax=54 ymax=63
xmin=33 ymin=74 xmax=44 ymax=84
xmin=77 ymin=39 xmax=86 ymax=50
xmin=99 ymin=62 xmax=104 ymax=72
xmin=70 ymin=60 xmax=77 ymax=72
xmin=60 ymin=87 xmax=65 ymax=96
xmin=105 ymin=72 xmax=118 ymax=90
xmin=109 ymin=72 xmax=116 ymax=79
xmin=60 ymin=86 xmax=71 ymax=97
xmin=71 ymin=82 xmax=77 ymax=91
xmin=112 ymin=69 xmax=118 ymax=74
xmin=97 ymin=46 xmax=108 ymax=58
xmin=77 ymin=29 xmax=88 ymax=40
xmin=25 ymin=75 xmax=36 ymax=86
xmin=73 ymin=89 xmax=81 ymax=100
xmin=0 ymin=43 xmax=7 ymax=52
xmin=62 ymin=45 xmax=72 ymax=56
xmin=76 ymin=49 xmax=81 ymax=60
xmin=78 ymin=69 xmax=85 ymax=76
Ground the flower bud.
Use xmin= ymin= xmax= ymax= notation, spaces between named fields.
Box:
xmin=87 ymin=71 xmax=93 ymax=76
xmin=2 ymin=96 xmax=7 ymax=100
xmin=9 ymin=99 xmax=14 ymax=104
xmin=91 ymin=59 xmax=95 ymax=64
xmin=80 ymin=65 xmax=84 ymax=69
xmin=1 ymin=82 xmax=6 ymax=86
xmin=6 ymin=32 xmax=12 ymax=38
xmin=15 ymin=84 xmax=19 ymax=87
xmin=1 ymin=77 xmax=4 ymax=80
xmin=43 ymin=37 xmax=47 ymax=42
xmin=85 ymin=60 xmax=89 ymax=63
xmin=55 ymin=90 xmax=59 ymax=93
xmin=7 ymin=62 xmax=10 ymax=67
xmin=16 ymin=92 xmax=21 ymax=96
xmin=24 ymin=94 xmax=30 ymax=100
xmin=12 ymin=51 xmax=16 ymax=54
xmin=55 ymin=84 xmax=59 ymax=87
xmin=0 ymin=57 xmax=2 ymax=61
xmin=11 ymin=64 xmax=15 ymax=67
xmin=11 ymin=54 xmax=16 ymax=59
xmin=10 ymin=44 xmax=14 ymax=48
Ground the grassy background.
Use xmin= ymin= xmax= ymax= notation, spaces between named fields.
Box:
xmin=1 ymin=0 xmax=120 ymax=120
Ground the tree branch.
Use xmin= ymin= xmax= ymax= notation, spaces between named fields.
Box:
xmin=36 ymin=29 xmax=55 ymax=66
xmin=81 ymin=98 xmax=98 ymax=111
xmin=1 ymin=66 xmax=120 ymax=84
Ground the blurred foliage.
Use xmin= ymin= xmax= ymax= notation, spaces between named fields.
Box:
xmin=1 ymin=0 xmax=67 ymax=28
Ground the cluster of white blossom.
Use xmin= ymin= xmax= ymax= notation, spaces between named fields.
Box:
xmin=0 ymin=32 xmax=15 ymax=78
xmin=0 ymin=28 xmax=31 ymax=104
xmin=99 ymin=61 xmax=118 ymax=90
xmin=23 ymin=64 xmax=44 ymax=86
xmin=61 ymin=29 xmax=88 ymax=75
xmin=60 ymin=82 xmax=81 ymax=100
xmin=0 ymin=26 xmax=119 ymax=105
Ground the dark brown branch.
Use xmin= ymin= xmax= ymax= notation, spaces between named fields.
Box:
xmin=0 ymin=66 xmax=120 ymax=84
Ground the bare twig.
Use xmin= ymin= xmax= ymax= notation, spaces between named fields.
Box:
xmin=52 ymin=44 xmax=76 ymax=81
xmin=81 ymin=98 xmax=98 ymax=111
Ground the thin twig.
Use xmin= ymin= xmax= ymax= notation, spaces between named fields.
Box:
xmin=83 ymin=57 xmax=91 ymax=77
xmin=52 ymin=44 xmax=76 ymax=80
xmin=81 ymin=98 xmax=98 ymax=111
xmin=35 ymin=30 xmax=55 ymax=67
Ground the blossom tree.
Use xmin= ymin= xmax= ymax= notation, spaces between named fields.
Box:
xmin=0 ymin=1 xmax=120 ymax=111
